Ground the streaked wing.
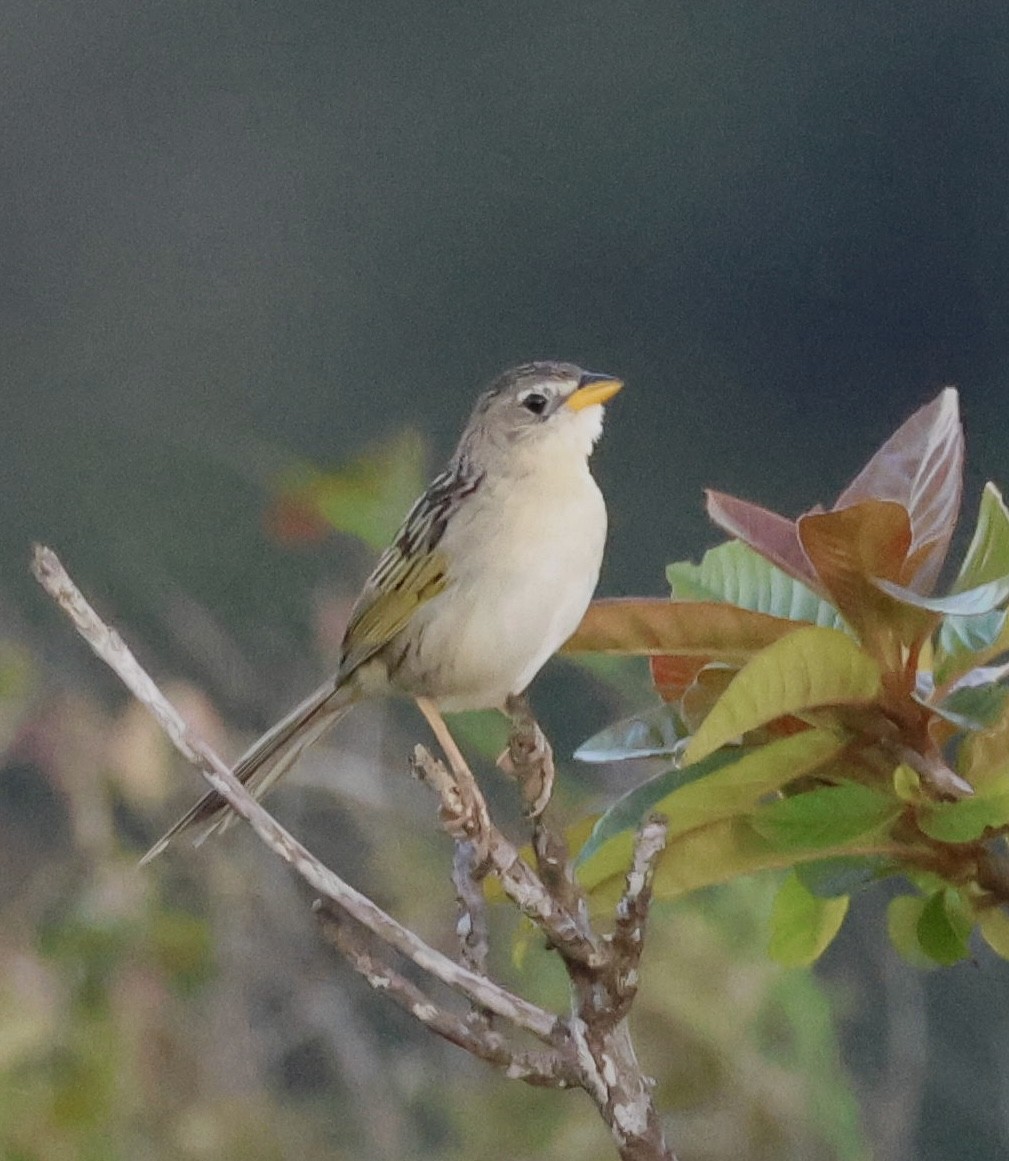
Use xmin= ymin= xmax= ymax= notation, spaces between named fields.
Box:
xmin=338 ymin=456 xmax=483 ymax=678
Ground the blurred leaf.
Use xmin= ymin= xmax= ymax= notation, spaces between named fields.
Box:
xmin=798 ymin=501 xmax=939 ymax=666
xmin=915 ymin=887 xmax=972 ymax=965
xmin=835 ymin=387 xmax=963 ymax=593
xmin=960 ymin=696 xmax=1009 ymax=790
xmin=574 ymin=703 xmax=687 ymax=762
xmin=917 ymin=791 xmax=1009 ymax=843
xmin=564 ymin=598 xmax=800 ymax=659
xmin=146 ymin=911 xmax=214 ymax=993
xmin=705 ymin=491 xmax=821 ymax=589
xmin=768 ymin=871 xmax=849 ymax=966
xmin=751 ymin=783 xmax=899 ymax=853
xmin=892 ymin=763 xmax=922 ymax=801
xmin=666 ymin=540 xmax=844 ymax=628
xmin=650 ymin=654 xmax=711 ymax=702
xmin=796 ymin=855 xmax=893 ymax=898
xmin=937 ymin=610 xmax=1008 ymax=684
xmin=977 ymin=907 xmax=1009 ymax=960
xmin=0 ymin=642 xmax=35 ymax=698
xmin=684 ymin=627 xmax=881 ymax=763
xmin=264 ymin=430 xmax=428 ymax=550
xmin=939 ymin=681 xmax=1009 ymax=732
xmin=887 ymin=895 xmax=937 ymax=968
xmin=952 ymin=482 xmax=1009 ymax=592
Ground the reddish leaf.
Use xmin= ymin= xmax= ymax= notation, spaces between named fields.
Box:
xmin=650 ymin=655 xmax=711 ymax=702
xmin=797 ymin=501 xmax=939 ymax=668
xmin=564 ymin=599 xmax=801 ymax=658
xmin=835 ymin=388 xmax=963 ymax=593
xmin=705 ymin=491 xmax=821 ymax=590
xmin=263 ymin=495 xmax=332 ymax=545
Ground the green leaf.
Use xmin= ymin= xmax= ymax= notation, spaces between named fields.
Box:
xmin=977 ymin=907 xmax=1009 ymax=961
xmin=768 ymin=871 xmax=849 ymax=966
xmin=751 ymin=782 xmax=900 ymax=853
xmin=575 ymin=750 xmax=738 ymax=869
xmin=666 ymin=540 xmax=844 ymax=628
xmin=915 ymin=888 xmax=972 ymax=965
xmin=937 ymin=610 xmax=1008 ymax=683
xmin=935 ymin=485 xmax=1009 ymax=683
xmin=953 ymin=482 xmax=1009 ymax=592
xmin=645 ymin=816 xmax=900 ymax=904
xmin=577 ymin=729 xmax=845 ymax=873
xmin=917 ymin=792 xmax=1009 ymax=843
xmin=940 ymin=681 xmax=1009 ymax=732
xmin=796 ymin=855 xmax=892 ymax=898
xmin=887 ymin=895 xmax=937 ymax=968
xmin=269 ymin=431 xmax=428 ymax=550
xmin=574 ymin=703 xmax=687 ymax=763
xmin=684 ymin=627 xmax=881 ymax=763
xmin=892 ymin=763 xmax=921 ymax=802
xmin=960 ymin=697 xmax=1009 ymax=790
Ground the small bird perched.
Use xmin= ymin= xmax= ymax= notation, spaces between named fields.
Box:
xmin=142 ymin=362 xmax=622 ymax=862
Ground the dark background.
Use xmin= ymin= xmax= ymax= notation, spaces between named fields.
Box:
xmin=3 ymin=2 xmax=1008 ymax=1158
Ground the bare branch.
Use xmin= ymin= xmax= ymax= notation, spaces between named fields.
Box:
xmin=452 ymin=841 xmax=491 ymax=979
xmin=315 ymin=903 xmax=577 ymax=1089
xmin=34 ymin=544 xmax=678 ymax=1161
xmin=31 ymin=545 xmax=559 ymax=1045
xmin=611 ymin=816 xmax=668 ymax=1010
xmin=411 ymin=744 xmax=605 ymax=968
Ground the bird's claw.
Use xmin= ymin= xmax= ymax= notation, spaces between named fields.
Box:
xmin=497 ymin=718 xmax=555 ymax=818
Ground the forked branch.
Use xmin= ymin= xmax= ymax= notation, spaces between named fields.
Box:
xmin=32 ymin=545 xmax=676 ymax=1161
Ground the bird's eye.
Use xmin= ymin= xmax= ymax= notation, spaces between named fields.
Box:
xmin=520 ymin=392 xmax=548 ymax=415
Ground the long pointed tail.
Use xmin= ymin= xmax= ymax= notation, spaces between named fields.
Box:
xmin=141 ymin=678 xmax=359 ymax=864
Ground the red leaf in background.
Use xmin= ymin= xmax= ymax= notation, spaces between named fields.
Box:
xmin=835 ymin=387 xmax=963 ymax=593
xmin=263 ymin=494 xmax=332 ymax=546
xmin=705 ymin=491 xmax=821 ymax=591
xmin=650 ymin=655 xmax=712 ymax=702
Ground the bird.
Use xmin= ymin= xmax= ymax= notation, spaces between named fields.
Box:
xmin=142 ymin=361 xmax=622 ymax=862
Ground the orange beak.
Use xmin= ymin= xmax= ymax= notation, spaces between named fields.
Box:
xmin=565 ymin=375 xmax=624 ymax=412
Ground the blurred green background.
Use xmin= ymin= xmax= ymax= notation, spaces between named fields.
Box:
xmin=3 ymin=2 xmax=1008 ymax=1158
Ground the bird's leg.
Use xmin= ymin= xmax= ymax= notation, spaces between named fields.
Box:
xmin=498 ymin=692 xmax=555 ymax=818
xmin=415 ymin=697 xmax=492 ymax=862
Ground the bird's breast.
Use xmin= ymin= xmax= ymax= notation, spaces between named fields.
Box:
xmin=393 ymin=465 xmax=607 ymax=711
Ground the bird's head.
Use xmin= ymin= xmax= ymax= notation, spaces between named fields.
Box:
xmin=463 ymin=362 xmax=623 ymax=465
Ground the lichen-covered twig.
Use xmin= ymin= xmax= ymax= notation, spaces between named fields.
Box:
xmin=314 ymin=903 xmax=575 ymax=1088
xmin=410 ymin=743 xmax=605 ymax=968
xmin=33 ymin=544 xmax=677 ymax=1161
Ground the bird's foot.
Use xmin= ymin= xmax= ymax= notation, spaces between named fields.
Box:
xmin=498 ymin=694 xmax=555 ymax=818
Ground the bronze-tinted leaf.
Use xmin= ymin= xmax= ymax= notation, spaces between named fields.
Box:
xmin=835 ymin=388 xmax=963 ymax=593
xmin=797 ymin=501 xmax=938 ymax=667
xmin=563 ymin=599 xmax=799 ymax=658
